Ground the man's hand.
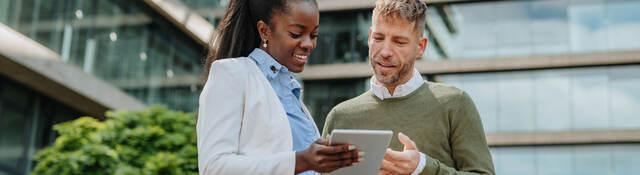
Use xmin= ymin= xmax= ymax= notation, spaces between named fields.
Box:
xmin=378 ymin=132 xmax=420 ymax=175
xmin=295 ymin=139 xmax=362 ymax=173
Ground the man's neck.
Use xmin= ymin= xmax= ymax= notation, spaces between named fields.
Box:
xmin=374 ymin=72 xmax=415 ymax=96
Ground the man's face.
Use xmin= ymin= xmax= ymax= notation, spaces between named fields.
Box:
xmin=368 ymin=15 xmax=427 ymax=86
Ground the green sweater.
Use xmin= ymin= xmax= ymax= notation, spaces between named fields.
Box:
xmin=322 ymin=81 xmax=495 ymax=175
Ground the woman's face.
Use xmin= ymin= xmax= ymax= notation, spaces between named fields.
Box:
xmin=264 ymin=1 xmax=319 ymax=73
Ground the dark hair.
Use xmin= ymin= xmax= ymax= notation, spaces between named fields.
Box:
xmin=203 ymin=0 xmax=318 ymax=80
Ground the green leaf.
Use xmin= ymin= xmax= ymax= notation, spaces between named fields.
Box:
xmin=32 ymin=106 xmax=198 ymax=175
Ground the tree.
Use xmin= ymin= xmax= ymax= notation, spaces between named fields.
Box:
xmin=32 ymin=106 xmax=198 ymax=175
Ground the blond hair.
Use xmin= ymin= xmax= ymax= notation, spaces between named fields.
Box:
xmin=372 ymin=0 xmax=428 ymax=35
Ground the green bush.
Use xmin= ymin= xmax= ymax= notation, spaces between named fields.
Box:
xmin=32 ymin=106 xmax=198 ymax=175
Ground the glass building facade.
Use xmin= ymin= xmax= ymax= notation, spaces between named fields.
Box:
xmin=439 ymin=65 xmax=640 ymax=133
xmin=0 ymin=0 xmax=205 ymax=113
xmin=299 ymin=0 xmax=640 ymax=174
xmin=2 ymin=0 xmax=640 ymax=174
xmin=433 ymin=0 xmax=640 ymax=59
xmin=0 ymin=75 xmax=80 ymax=175
xmin=180 ymin=0 xmax=228 ymax=26
xmin=1 ymin=0 xmax=210 ymax=174
xmin=303 ymin=78 xmax=368 ymax=130
xmin=309 ymin=10 xmax=372 ymax=65
xmin=301 ymin=0 xmax=640 ymax=126
xmin=491 ymin=144 xmax=640 ymax=175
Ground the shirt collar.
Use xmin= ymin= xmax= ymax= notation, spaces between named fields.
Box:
xmin=370 ymin=68 xmax=424 ymax=100
xmin=248 ymin=48 xmax=287 ymax=79
xmin=248 ymin=48 xmax=301 ymax=98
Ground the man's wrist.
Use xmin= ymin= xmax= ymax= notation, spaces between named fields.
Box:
xmin=410 ymin=152 xmax=427 ymax=175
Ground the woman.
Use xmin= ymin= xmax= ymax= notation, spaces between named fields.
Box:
xmin=197 ymin=0 xmax=362 ymax=174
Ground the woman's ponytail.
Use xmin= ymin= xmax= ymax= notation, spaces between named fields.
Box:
xmin=204 ymin=0 xmax=261 ymax=79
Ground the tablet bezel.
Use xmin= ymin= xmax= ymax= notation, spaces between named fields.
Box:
xmin=327 ymin=129 xmax=393 ymax=175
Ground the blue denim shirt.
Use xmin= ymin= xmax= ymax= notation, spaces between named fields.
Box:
xmin=249 ymin=48 xmax=318 ymax=175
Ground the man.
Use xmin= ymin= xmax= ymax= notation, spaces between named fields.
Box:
xmin=321 ymin=0 xmax=495 ymax=174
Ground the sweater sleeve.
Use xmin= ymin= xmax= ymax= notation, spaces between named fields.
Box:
xmin=420 ymin=91 xmax=495 ymax=175
xmin=321 ymin=108 xmax=338 ymax=139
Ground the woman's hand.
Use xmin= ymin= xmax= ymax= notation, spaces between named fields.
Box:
xmin=295 ymin=139 xmax=363 ymax=173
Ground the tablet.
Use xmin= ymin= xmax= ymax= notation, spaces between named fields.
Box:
xmin=327 ymin=129 xmax=393 ymax=175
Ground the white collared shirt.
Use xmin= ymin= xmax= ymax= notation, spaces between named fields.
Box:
xmin=370 ymin=68 xmax=424 ymax=100
xmin=369 ymin=68 xmax=427 ymax=175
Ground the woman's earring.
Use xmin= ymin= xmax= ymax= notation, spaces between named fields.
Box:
xmin=263 ymin=40 xmax=268 ymax=48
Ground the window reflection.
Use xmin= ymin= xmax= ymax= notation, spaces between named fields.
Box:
xmin=1 ymin=0 xmax=204 ymax=112
xmin=610 ymin=66 xmax=640 ymax=129
xmin=179 ymin=0 xmax=228 ymax=25
xmin=0 ymin=76 xmax=82 ymax=175
xmin=535 ymin=71 xmax=572 ymax=131
xmin=439 ymin=65 xmax=640 ymax=133
xmin=496 ymin=147 xmax=535 ymax=175
xmin=309 ymin=11 xmax=372 ymax=65
xmin=571 ymin=70 xmax=609 ymax=130
xmin=303 ymin=79 xmax=367 ymax=131
xmin=613 ymin=144 xmax=640 ymax=173
xmin=498 ymin=73 xmax=535 ymax=132
xmin=431 ymin=0 xmax=640 ymax=59
xmin=536 ymin=146 xmax=573 ymax=175
xmin=0 ymin=108 xmax=26 ymax=169
xmin=490 ymin=144 xmax=640 ymax=175
xmin=574 ymin=145 xmax=612 ymax=175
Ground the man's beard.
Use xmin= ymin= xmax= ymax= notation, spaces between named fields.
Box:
xmin=372 ymin=58 xmax=413 ymax=85
xmin=375 ymin=69 xmax=401 ymax=85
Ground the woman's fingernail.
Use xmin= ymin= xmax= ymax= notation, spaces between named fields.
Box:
xmin=358 ymin=157 xmax=364 ymax=162
xmin=358 ymin=151 xmax=366 ymax=157
xmin=348 ymin=145 xmax=356 ymax=150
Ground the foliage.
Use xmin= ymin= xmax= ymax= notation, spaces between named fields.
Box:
xmin=32 ymin=106 xmax=198 ymax=175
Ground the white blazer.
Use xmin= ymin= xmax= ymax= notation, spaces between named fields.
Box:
xmin=197 ymin=57 xmax=318 ymax=175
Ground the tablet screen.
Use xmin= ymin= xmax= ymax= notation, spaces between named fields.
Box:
xmin=327 ymin=129 xmax=393 ymax=175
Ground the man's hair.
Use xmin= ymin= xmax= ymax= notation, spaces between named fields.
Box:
xmin=372 ymin=0 xmax=428 ymax=36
